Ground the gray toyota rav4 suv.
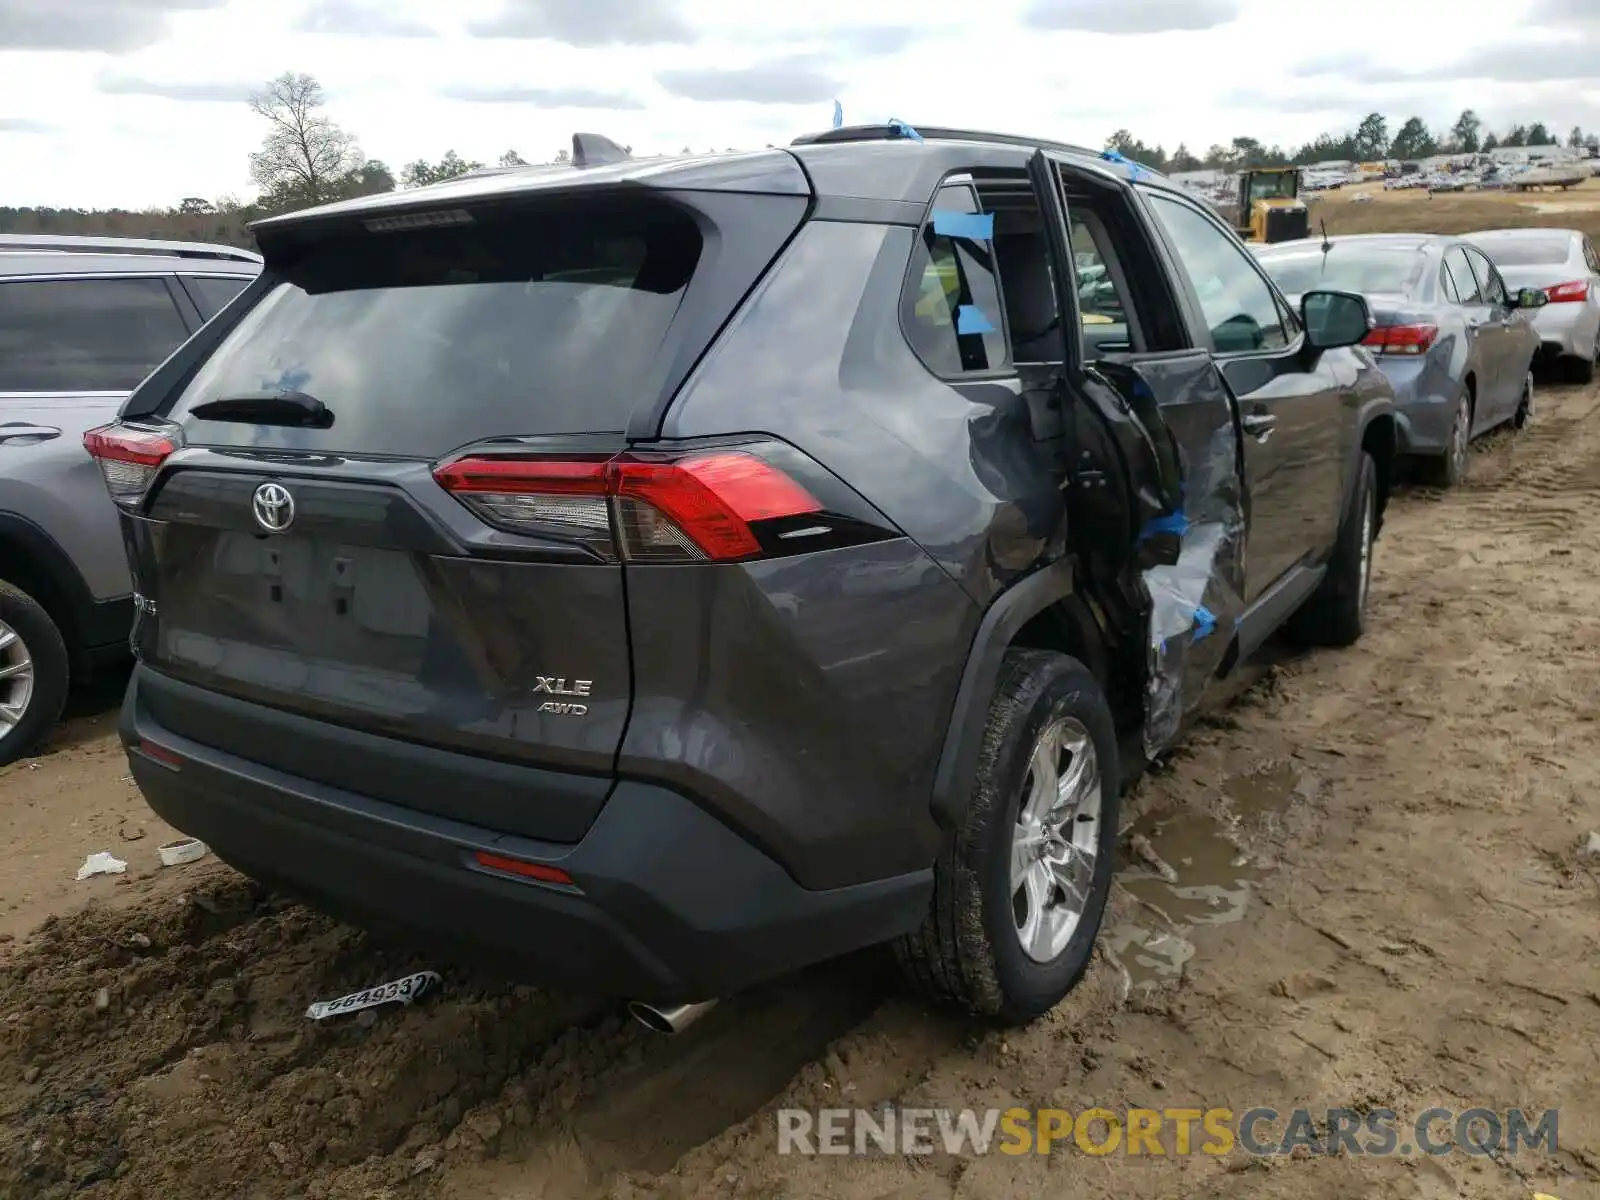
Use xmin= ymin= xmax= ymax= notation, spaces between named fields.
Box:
xmin=92 ymin=128 xmax=1397 ymax=1027
xmin=0 ymin=235 xmax=260 ymax=765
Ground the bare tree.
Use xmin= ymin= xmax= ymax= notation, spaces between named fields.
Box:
xmin=247 ymin=72 xmax=364 ymax=210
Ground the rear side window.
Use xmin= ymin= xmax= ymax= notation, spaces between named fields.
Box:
xmin=1465 ymin=248 xmax=1506 ymax=305
xmin=1445 ymin=248 xmax=1482 ymax=304
xmin=182 ymin=275 xmax=252 ymax=320
xmin=0 ymin=276 xmax=190 ymax=392
xmin=901 ymin=183 xmax=1008 ymax=376
xmin=169 ymin=199 xmax=704 ymax=456
xmin=1440 ymin=261 xmax=1461 ymax=304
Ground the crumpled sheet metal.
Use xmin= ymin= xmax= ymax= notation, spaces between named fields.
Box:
xmin=1139 ymin=417 xmax=1246 ymax=759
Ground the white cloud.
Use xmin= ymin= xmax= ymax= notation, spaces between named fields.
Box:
xmin=0 ymin=0 xmax=1591 ymax=210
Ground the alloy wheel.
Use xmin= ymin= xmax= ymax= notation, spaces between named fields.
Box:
xmin=0 ymin=618 xmax=36 ymax=744
xmin=1450 ymin=399 xmax=1470 ymax=479
xmin=1010 ymin=716 xmax=1103 ymax=964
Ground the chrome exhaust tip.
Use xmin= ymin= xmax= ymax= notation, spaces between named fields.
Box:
xmin=627 ymin=999 xmax=719 ymax=1035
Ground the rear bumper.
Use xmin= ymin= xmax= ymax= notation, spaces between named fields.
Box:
xmin=121 ymin=666 xmax=932 ymax=1003
xmin=1379 ymin=361 xmax=1456 ymax=457
xmin=1531 ymin=304 xmax=1599 ymax=360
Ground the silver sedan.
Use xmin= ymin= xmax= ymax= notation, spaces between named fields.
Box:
xmin=1465 ymin=227 xmax=1600 ymax=384
xmin=1254 ymin=233 xmax=1545 ymax=487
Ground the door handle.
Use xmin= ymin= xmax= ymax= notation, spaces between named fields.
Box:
xmin=0 ymin=424 xmax=61 ymax=444
xmin=1242 ymin=412 xmax=1276 ymax=441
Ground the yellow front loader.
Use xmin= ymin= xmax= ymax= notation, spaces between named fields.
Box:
xmin=1232 ymin=168 xmax=1310 ymax=244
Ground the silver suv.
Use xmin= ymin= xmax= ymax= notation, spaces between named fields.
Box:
xmin=0 ymin=234 xmax=261 ymax=764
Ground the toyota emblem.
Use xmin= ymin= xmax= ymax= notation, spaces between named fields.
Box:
xmin=252 ymin=482 xmax=295 ymax=533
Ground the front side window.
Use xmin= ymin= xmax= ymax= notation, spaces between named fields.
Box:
xmin=1146 ymin=194 xmax=1288 ymax=355
xmin=0 ymin=276 xmax=189 ymax=392
xmin=902 ymin=183 xmax=1009 ymax=375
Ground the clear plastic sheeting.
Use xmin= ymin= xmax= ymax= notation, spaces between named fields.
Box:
xmin=1137 ymin=407 xmax=1246 ymax=760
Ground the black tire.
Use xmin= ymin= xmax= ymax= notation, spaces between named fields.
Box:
xmin=1289 ymin=450 xmax=1377 ymax=650
xmin=0 ymin=580 xmax=70 ymax=768
xmin=895 ymin=649 xmax=1120 ymax=1024
xmin=1426 ymin=388 xmax=1472 ymax=488
xmin=1513 ymin=373 xmax=1534 ymax=430
xmin=1564 ymin=351 xmax=1596 ymax=385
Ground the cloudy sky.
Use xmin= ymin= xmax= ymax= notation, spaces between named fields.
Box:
xmin=1 ymin=0 xmax=1597 ymax=209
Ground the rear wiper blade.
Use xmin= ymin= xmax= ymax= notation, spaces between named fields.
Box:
xmin=190 ymin=391 xmax=334 ymax=429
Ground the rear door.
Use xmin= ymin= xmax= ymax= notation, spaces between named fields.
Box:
xmin=1029 ymin=155 xmax=1246 ymax=749
xmin=113 ymin=191 xmax=806 ymax=841
xmin=1448 ymin=245 xmax=1509 ymax=419
xmin=0 ymin=273 xmax=196 ymax=601
xmin=1463 ymin=245 xmax=1522 ymax=420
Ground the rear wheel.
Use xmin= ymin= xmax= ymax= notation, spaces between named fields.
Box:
xmin=1428 ymin=388 xmax=1472 ymax=488
xmin=1289 ymin=450 xmax=1377 ymax=649
xmin=895 ymin=649 xmax=1120 ymax=1024
xmin=1514 ymin=373 xmax=1535 ymax=429
xmin=0 ymin=581 xmax=70 ymax=768
xmin=1564 ymin=346 xmax=1597 ymax=385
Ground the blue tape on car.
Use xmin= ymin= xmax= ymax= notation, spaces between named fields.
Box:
xmin=1139 ymin=510 xmax=1189 ymax=540
xmin=1100 ymin=148 xmax=1152 ymax=181
xmin=888 ymin=118 xmax=924 ymax=142
xmin=1192 ymin=605 xmax=1216 ymax=641
xmin=931 ymin=210 xmax=995 ymax=240
xmin=956 ymin=305 xmax=995 ymax=335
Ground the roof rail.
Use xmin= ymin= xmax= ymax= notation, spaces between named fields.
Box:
xmin=792 ymin=123 xmax=1105 ymax=162
xmin=0 ymin=233 xmax=262 ymax=264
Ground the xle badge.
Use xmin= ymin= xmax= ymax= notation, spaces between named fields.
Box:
xmin=534 ymin=676 xmax=592 ymax=716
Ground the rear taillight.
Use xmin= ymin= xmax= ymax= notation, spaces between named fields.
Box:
xmin=1545 ymin=279 xmax=1589 ymax=303
xmin=1363 ymin=323 xmax=1438 ymax=356
xmin=433 ymin=448 xmax=829 ymax=563
xmin=83 ymin=423 xmax=179 ymax=510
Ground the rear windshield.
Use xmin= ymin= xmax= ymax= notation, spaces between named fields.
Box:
xmin=1256 ymin=246 xmax=1427 ymax=297
xmin=1472 ymin=236 xmax=1571 ymax=266
xmin=168 ymin=200 xmax=703 ymax=456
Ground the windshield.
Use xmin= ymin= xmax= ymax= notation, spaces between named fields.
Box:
xmin=1248 ymin=173 xmax=1297 ymax=202
xmin=1256 ymin=246 xmax=1426 ymax=297
xmin=168 ymin=198 xmax=703 ymax=457
xmin=1472 ymin=236 xmax=1572 ymax=267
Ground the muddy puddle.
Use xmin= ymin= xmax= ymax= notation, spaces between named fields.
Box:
xmin=1108 ymin=760 xmax=1308 ymax=995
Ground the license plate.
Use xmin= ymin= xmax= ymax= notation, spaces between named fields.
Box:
xmin=305 ymin=970 xmax=441 ymax=1021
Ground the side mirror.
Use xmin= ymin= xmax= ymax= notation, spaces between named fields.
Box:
xmin=1301 ymin=289 xmax=1373 ymax=350
xmin=1511 ymin=287 xmax=1549 ymax=309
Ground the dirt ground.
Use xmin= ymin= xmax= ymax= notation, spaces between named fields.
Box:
xmin=1313 ymin=176 xmax=1600 ymax=241
xmin=4 ymin=381 xmax=1600 ymax=1200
